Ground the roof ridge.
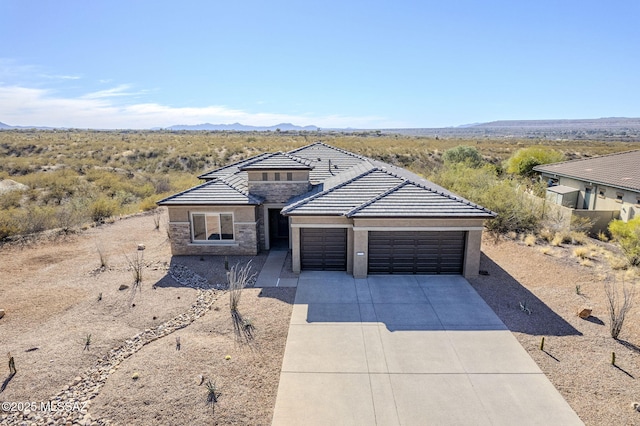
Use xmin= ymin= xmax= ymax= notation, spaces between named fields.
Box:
xmin=281 ymin=167 xmax=382 ymax=214
xmin=218 ymin=174 xmax=248 ymax=196
xmin=287 ymin=141 xmax=368 ymax=161
xmin=405 ymin=180 xmax=497 ymax=215
xmin=198 ymin=152 xmax=269 ymax=179
xmin=345 ymin=181 xmax=409 ymax=217
xmin=280 ymin=151 xmax=313 ymax=166
xmin=341 ymin=173 xmax=496 ymax=217
xmin=157 ymin=178 xmax=219 ymax=204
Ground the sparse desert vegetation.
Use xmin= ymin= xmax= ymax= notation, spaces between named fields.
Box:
xmin=0 ymin=129 xmax=636 ymax=241
xmin=1 ymin=130 xmax=640 ymax=424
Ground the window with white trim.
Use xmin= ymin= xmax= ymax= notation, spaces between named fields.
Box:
xmin=191 ymin=213 xmax=234 ymax=241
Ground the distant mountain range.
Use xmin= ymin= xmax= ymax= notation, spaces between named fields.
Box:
xmin=3 ymin=118 xmax=640 ymax=141
xmin=161 ymin=122 xmax=319 ymax=131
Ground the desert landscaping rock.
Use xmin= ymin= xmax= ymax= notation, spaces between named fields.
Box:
xmin=577 ymin=307 xmax=592 ymax=319
xmin=3 ymin=264 xmax=218 ymax=426
xmin=0 ymin=308 xmax=5 ymax=319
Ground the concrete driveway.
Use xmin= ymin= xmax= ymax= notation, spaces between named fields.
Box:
xmin=272 ymin=272 xmax=583 ymax=426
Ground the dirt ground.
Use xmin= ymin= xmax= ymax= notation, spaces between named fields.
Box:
xmin=1 ymin=210 xmax=640 ymax=425
xmin=0 ymin=210 xmax=293 ymax=425
xmin=471 ymin=238 xmax=640 ymax=426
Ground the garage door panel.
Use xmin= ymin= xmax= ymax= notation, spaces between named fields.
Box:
xmin=301 ymin=228 xmax=347 ymax=271
xmin=368 ymin=231 xmax=465 ymax=275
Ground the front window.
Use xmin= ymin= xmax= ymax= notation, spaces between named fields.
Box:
xmin=191 ymin=213 xmax=234 ymax=241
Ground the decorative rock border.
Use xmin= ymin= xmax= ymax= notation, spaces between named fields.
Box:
xmin=1 ymin=266 xmax=221 ymax=426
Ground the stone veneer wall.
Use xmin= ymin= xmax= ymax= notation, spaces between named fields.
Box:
xmin=256 ymin=206 xmax=266 ymax=251
xmin=169 ymin=222 xmax=258 ymax=255
xmin=248 ymin=182 xmax=311 ymax=203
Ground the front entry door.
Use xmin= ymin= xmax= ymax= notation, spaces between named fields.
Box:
xmin=268 ymin=208 xmax=289 ymax=249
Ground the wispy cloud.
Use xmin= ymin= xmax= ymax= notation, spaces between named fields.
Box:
xmin=81 ymin=84 xmax=139 ymax=99
xmin=0 ymin=84 xmax=393 ymax=129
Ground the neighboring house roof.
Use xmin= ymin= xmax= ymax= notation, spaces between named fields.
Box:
xmin=157 ymin=178 xmax=262 ymax=205
xmin=239 ymin=152 xmax=313 ymax=170
xmin=533 ymin=150 xmax=640 ymax=193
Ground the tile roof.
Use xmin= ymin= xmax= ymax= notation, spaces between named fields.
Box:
xmin=282 ymin=168 xmax=495 ymax=218
xmin=281 ymin=169 xmax=404 ymax=215
xmin=347 ymin=181 xmax=496 ymax=218
xmin=161 ymin=141 xmax=495 ymax=218
xmin=157 ymin=178 xmax=262 ymax=205
xmin=239 ymin=152 xmax=313 ymax=170
xmin=534 ymin=150 xmax=640 ymax=193
xmin=198 ymin=153 xmax=271 ymax=180
xmin=288 ymin=142 xmax=369 ymax=184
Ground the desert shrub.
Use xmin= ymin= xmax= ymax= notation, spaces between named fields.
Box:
xmin=538 ymin=228 xmax=555 ymax=243
xmin=605 ymin=252 xmax=630 ymax=270
xmin=21 ymin=206 xmax=58 ymax=234
xmin=0 ymin=209 xmax=20 ymax=240
xmin=430 ymin=163 xmax=541 ymax=237
xmin=573 ymin=247 xmax=589 ymax=259
xmin=0 ymin=189 xmax=23 ymax=209
xmin=55 ymin=199 xmax=88 ymax=232
xmin=481 ymin=181 xmax=541 ymax=237
xmin=605 ymin=278 xmax=635 ymax=339
xmin=524 ymin=234 xmax=537 ymax=246
xmin=551 ymin=234 xmax=564 ymax=247
xmin=568 ymin=231 xmax=589 ymax=245
xmin=609 ymin=217 xmax=640 ymax=266
xmin=442 ymin=145 xmax=483 ymax=168
xmin=539 ymin=247 xmax=553 ymax=255
xmin=140 ymin=196 xmax=160 ymax=211
xmin=570 ymin=215 xmax=595 ymax=233
xmin=89 ymin=197 xmax=119 ymax=223
xmin=504 ymin=147 xmax=565 ymax=177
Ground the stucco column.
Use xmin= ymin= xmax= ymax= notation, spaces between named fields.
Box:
xmin=464 ymin=230 xmax=482 ymax=279
xmin=291 ymin=226 xmax=301 ymax=273
xmin=352 ymin=229 xmax=368 ymax=278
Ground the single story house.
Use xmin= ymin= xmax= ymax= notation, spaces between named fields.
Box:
xmin=533 ymin=150 xmax=640 ymax=231
xmin=158 ymin=142 xmax=496 ymax=279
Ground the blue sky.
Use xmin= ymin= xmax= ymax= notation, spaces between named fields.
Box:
xmin=1 ymin=1 xmax=638 ymax=129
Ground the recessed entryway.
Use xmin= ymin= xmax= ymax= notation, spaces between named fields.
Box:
xmin=268 ymin=208 xmax=290 ymax=249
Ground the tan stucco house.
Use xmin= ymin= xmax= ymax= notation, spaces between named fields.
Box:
xmin=534 ymin=150 xmax=640 ymax=232
xmin=158 ymin=142 xmax=496 ymax=279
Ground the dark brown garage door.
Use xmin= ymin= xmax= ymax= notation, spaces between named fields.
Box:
xmin=368 ymin=231 xmax=465 ymax=275
xmin=301 ymin=228 xmax=347 ymax=271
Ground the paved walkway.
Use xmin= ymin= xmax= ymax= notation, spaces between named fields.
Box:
xmin=272 ymin=272 xmax=583 ymax=426
xmin=254 ymin=248 xmax=290 ymax=287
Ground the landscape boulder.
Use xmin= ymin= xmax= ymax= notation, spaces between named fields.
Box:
xmin=0 ymin=309 xmax=5 ymax=319
xmin=577 ymin=307 xmax=592 ymax=319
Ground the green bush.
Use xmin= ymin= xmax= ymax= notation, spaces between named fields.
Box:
xmin=430 ymin=162 xmax=541 ymax=236
xmin=505 ymin=147 xmax=565 ymax=177
xmin=442 ymin=145 xmax=483 ymax=168
xmin=90 ymin=197 xmax=119 ymax=223
xmin=0 ymin=209 xmax=20 ymax=240
xmin=609 ymin=217 xmax=640 ymax=266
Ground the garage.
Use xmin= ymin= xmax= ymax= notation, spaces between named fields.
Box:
xmin=368 ymin=231 xmax=465 ymax=275
xmin=301 ymin=228 xmax=347 ymax=271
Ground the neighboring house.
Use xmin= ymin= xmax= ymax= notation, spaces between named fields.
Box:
xmin=533 ymin=150 xmax=640 ymax=232
xmin=158 ymin=142 xmax=496 ymax=279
